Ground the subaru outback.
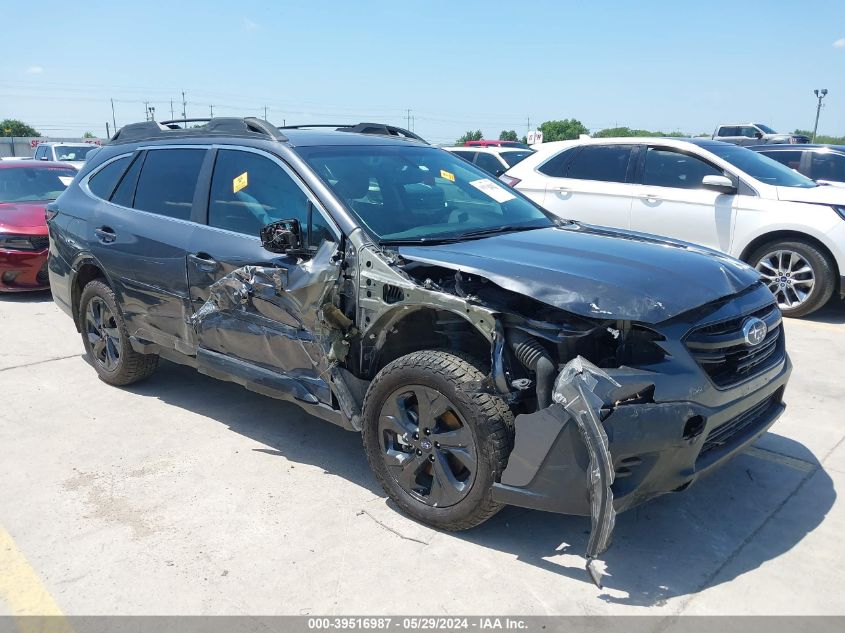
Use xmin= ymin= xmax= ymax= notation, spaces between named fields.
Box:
xmin=47 ymin=117 xmax=791 ymax=582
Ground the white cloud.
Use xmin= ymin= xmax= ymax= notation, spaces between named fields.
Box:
xmin=25 ymin=65 xmax=44 ymax=74
xmin=242 ymin=17 xmax=259 ymax=31
xmin=834 ymin=38 xmax=845 ymax=48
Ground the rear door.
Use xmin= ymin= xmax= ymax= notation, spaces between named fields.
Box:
xmin=87 ymin=147 xmax=206 ymax=353
xmin=629 ymin=145 xmax=735 ymax=251
xmin=541 ymin=144 xmax=636 ymax=229
xmin=185 ymin=147 xmax=342 ymax=405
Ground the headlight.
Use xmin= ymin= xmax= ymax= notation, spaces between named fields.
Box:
xmin=0 ymin=235 xmax=37 ymax=251
xmin=832 ymin=206 xmax=845 ymax=221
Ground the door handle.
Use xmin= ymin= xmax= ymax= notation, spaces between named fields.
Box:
xmin=188 ymin=252 xmax=219 ymax=272
xmin=94 ymin=226 xmax=116 ymax=243
xmin=553 ymin=186 xmax=570 ymax=192
xmin=639 ymin=193 xmax=660 ymax=202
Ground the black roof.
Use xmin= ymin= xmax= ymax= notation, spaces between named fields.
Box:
xmin=108 ymin=117 xmax=428 ymax=147
xmin=747 ymin=144 xmax=845 ymax=152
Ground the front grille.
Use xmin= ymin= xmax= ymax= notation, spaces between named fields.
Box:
xmin=699 ymin=390 xmax=782 ymax=456
xmin=30 ymin=236 xmax=49 ymax=251
xmin=685 ymin=303 xmax=784 ymax=388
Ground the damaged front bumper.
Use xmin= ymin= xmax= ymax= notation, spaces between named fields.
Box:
xmin=493 ymin=351 xmax=791 ymax=584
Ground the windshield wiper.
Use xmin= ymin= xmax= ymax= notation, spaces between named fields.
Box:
xmin=453 ymin=224 xmax=547 ymax=240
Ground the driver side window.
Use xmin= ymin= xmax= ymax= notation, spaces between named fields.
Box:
xmin=208 ymin=149 xmax=334 ymax=248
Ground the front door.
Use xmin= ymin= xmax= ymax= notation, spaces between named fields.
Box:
xmin=629 ymin=146 xmax=735 ymax=252
xmin=186 ymin=147 xmax=342 ymax=405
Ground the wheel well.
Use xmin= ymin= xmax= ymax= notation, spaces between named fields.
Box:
xmin=740 ymin=231 xmax=840 ymax=288
xmin=71 ymin=262 xmax=107 ymax=330
xmin=362 ymin=307 xmax=490 ymax=379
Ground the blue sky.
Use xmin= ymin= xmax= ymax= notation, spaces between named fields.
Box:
xmin=3 ymin=0 xmax=844 ymax=143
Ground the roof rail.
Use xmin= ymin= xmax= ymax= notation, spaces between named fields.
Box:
xmin=279 ymin=122 xmax=428 ymax=144
xmin=109 ymin=117 xmax=288 ymax=144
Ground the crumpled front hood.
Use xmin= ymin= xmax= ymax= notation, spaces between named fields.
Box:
xmin=775 ymin=185 xmax=845 ymax=204
xmin=397 ymin=225 xmax=761 ymax=323
xmin=0 ymin=202 xmax=49 ymax=232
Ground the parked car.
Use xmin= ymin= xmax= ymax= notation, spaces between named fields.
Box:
xmin=464 ymin=139 xmax=531 ymax=149
xmin=0 ymin=160 xmax=77 ymax=291
xmin=33 ymin=142 xmax=100 ymax=169
xmin=48 ymin=118 xmax=790 ymax=576
xmin=712 ymin=123 xmax=809 ymax=146
xmin=444 ymin=146 xmax=534 ymax=177
xmin=502 ymin=137 xmax=845 ymax=317
xmin=750 ymin=144 xmax=845 ymax=187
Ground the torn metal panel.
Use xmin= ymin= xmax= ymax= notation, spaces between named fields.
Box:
xmin=188 ymin=241 xmax=342 ymax=407
xmin=396 ymin=225 xmax=760 ymax=322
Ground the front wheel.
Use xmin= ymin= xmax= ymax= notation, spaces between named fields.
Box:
xmin=362 ymin=351 xmax=514 ymax=531
xmin=749 ymin=240 xmax=836 ymax=318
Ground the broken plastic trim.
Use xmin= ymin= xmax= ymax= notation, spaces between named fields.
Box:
xmin=552 ymin=356 xmax=621 ymax=589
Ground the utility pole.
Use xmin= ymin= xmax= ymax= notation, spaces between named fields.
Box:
xmin=106 ymin=122 xmax=110 ymax=138
xmin=407 ymin=109 xmax=412 ymax=130
xmin=210 ymin=104 xmax=214 ymax=118
xmin=181 ymin=91 xmax=187 ymax=121
xmin=170 ymin=99 xmax=174 ymax=120
xmin=526 ymin=116 xmax=531 ymax=136
xmin=144 ymin=101 xmax=150 ymax=121
xmin=111 ymin=98 xmax=117 ymax=131
xmin=812 ymin=89 xmax=828 ymax=142
xmin=263 ymin=106 xmax=268 ymax=120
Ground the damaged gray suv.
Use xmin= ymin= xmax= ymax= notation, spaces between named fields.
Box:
xmin=47 ymin=117 xmax=791 ymax=579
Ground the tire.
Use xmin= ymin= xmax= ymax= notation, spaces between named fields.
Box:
xmin=79 ymin=279 xmax=159 ymax=386
xmin=748 ymin=239 xmax=836 ymax=318
xmin=362 ymin=350 xmax=514 ymax=531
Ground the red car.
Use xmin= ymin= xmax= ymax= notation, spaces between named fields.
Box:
xmin=0 ymin=161 xmax=77 ymax=291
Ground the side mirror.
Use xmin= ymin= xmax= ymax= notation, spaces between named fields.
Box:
xmin=702 ymin=174 xmax=737 ymax=194
xmin=260 ymin=219 xmax=309 ymax=257
xmin=754 ymin=131 xmax=764 ymax=139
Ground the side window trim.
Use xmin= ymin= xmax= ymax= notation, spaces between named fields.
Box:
xmin=109 ymin=150 xmax=145 ymax=206
xmin=206 ymin=144 xmax=341 ymax=242
xmin=80 ymin=151 xmax=137 ymax=201
xmin=192 ymin=148 xmax=217 ymax=224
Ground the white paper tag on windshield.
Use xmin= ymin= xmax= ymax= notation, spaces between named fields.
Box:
xmin=58 ymin=176 xmax=74 ymax=186
xmin=469 ymin=178 xmax=515 ymax=203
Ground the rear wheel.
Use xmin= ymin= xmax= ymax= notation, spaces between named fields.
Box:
xmin=749 ymin=239 xmax=835 ymax=318
xmin=362 ymin=350 xmax=513 ymax=531
xmin=79 ymin=280 xmax=159 ymax=385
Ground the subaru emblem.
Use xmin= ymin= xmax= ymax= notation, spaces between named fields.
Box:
xmin=742 ymin=317 xmax=767 ymax=347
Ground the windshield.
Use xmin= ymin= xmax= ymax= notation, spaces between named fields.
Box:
xmin=754 ymin=124 xmax=776 ymax=134
xmin=500 ymin=150 xmax=534 ymax=167
xmin=0 ymin=167 xmax=76 ymax=202
xmin=54 ymin=145 xmax=98 ymax=161
xmin=707 ymin=143 xmax=817 ymax=188
xmin=297 ymin=145 xmax=553 ymax=242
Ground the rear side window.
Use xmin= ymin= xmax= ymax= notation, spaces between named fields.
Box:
xmin=133 ymin=149 xmax=206 ymax=220
xmin=566 ymin=145 xmax=633 ymax=183
xmin=809 ymin=152 xmax=845 ymax=182
xmin=718 ymin=126 xmax=739 ymax=137
xmin=88 ymin=156 xmax=131 ymax=200
xmin=451 ymin=151 xmax=477 ymax=162
xmin=110 ymin=153 xmax=145 ymax=207
xmin=474 ymin=153 xmax=506 ymax=176
xmin=643 ymin=148 xmax=721 ymax=189
xmin=759 ymin=150 xmax=803 ymax=171
xmin=538 ymin=147 xmax=578 ymax=177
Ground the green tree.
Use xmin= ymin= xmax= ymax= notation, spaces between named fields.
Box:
xmin=795 ymin=128 xmax=845 ymax=144
xmin=83 ymin=131 xmax=95 ymax=138
xmin=456 ymin=129 xmax=483 ymax=145
xmin=538 ymin=119 xmax=588 ymax=142
xmin=594 ymin=126 xmax=686 ymax=138
xmin=499 ymin=130 xmax=518 ymax=142
xmin=0 ymin=119 xmax=40 ymax=137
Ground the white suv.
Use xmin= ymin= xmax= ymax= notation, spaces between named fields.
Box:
xmin=502 ymin=137 xmax=845 ymax=317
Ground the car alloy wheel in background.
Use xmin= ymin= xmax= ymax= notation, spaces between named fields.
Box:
xmin=755 ymin=249 xmax=815 ymax=311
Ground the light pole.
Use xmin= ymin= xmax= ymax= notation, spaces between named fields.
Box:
xmin=812 ymin=89 xmax=828 ymax=142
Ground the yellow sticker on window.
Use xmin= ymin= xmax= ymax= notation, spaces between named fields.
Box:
xmin=440 ymin=169 xmax=455 ymax=182
xmin=233 ymin=172 xmax=248 ymax=193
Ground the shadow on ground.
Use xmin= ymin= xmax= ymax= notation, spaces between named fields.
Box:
xmin=0 ymin=289 xmax=53 ymax=303
xmin=122 ymin=359 xmax=834 ymax=608
xmin=789 ymin=296 xmax=845 ymax=325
